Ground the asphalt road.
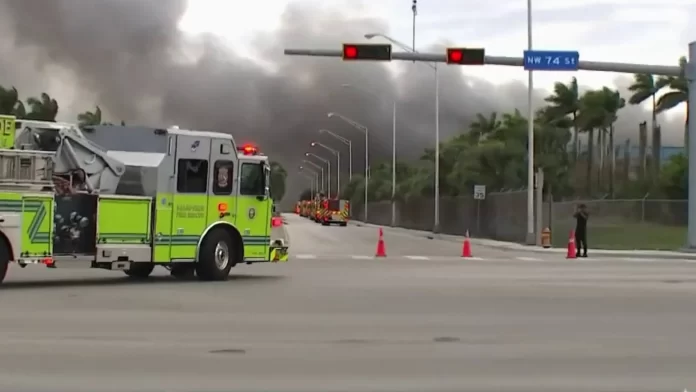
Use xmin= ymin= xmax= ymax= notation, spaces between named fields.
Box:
xmin=1 ymin=213 xmax=696 ymax=391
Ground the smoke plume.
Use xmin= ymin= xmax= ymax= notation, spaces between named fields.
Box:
xmin=0 ymin=0 xmax=684 ymax=205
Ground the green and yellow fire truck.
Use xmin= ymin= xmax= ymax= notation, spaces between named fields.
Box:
xmin=0 ymin=116 xmax=289 ymax=284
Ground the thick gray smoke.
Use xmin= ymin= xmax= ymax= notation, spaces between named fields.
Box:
xmin=0 ymin=0 xmax=685 ymax=205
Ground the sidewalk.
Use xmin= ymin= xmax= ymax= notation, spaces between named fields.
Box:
xmin=350 ymin=220 xmax=696 ymax=260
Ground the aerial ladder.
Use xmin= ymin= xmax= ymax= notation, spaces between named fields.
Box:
xmin=1 ymin=119 xmax=124 ymax=194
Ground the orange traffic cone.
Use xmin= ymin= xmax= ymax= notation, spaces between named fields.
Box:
xmin=461 ymin=230 xmax=472 ymax=258
xmin=375 ymin=228 xmax=387 ymax=257
xmin=566 ymin=230 xmax=577 ymax=259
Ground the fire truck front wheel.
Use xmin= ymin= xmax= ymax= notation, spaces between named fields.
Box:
xmin=196 ymin=228 xmax=237 ymax=281
xmin=125 ymin=263 xmax=155 ymax=279
xmin=0 ymin=237 xmax=9 ymax=284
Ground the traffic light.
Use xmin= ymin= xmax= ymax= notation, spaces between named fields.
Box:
xmin=446 ymin=48 xmax=485 ymax=65
xmin=342 ymin=43 xmax=392 ymax=61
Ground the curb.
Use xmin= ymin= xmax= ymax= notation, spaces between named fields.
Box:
xmin=350 ymin=221 xmax=696 ymax=260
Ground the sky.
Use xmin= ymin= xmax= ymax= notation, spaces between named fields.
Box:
xmin=180 ymin=0 xmax=694 ymax=95
xmin=0 ymin=0 xmax=692 ymax=202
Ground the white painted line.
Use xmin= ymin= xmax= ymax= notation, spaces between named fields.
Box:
xmin=516 ymin=256 xmax=541 ymax=261
xmin=351 ymin=255 xmax=373 ymax=260
xmin=621 ymin=257 xmax=652 ymax=262
xmin=295 ymin=254 xmax=317 ymax=259
xmin=467 ymin=257 xmax=484 ymax=260
xmin=405 ymin=256 xmax=429 ymax=260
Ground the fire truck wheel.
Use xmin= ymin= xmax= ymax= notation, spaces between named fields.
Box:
xmin=321 ymin=221 xmax=329 ymax=226
xmin=124 ymin=263 xmax=155 ymax=279
xmin=196 ymin=228 xmax=236 ymax=281
xmin=340 ymin=222 xmax=347 ymax=227
xmin=0 ymin=238 xmax=9 ymax=284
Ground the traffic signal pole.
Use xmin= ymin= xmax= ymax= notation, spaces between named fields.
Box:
xmin=285 ymin=42 xmax=696 ymax=249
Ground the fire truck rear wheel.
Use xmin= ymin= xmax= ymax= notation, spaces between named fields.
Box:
xmin=125 ymin=263 xmax=155 ymax=279
xmin=196 ymin=228 xmax=236 ymax=281
xmin=0 ymin=238 xmax=9 ymax=284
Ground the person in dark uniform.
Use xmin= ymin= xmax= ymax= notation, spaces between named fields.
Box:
xmin=573 ymin=204 xmax=589 ymax=257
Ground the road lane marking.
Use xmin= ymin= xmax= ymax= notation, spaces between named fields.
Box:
xmin=621 ymin=257 xmax=656 ymax=262
xmin=516 ymin=256 xmax=542 ymax=261
xmin=468 ymin=257 xmax=483 ymax=260
xmin=405 ymin=256 xmax=430 ymax=260
xmin=295 ymin=254 xmax=317 ymax=259
xmin=351 ymin=255 xmax=373 ymax=260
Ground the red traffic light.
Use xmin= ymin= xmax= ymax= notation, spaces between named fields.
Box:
xmin=342 ymin=43 xmax=392 ymax=61
xmin=448 ymin=50 xmax=463 ymax=63
xmin=446 ymin=47 xmax=485 ymax=65
xmin=344 ymin=45 xmax=358 ymax=59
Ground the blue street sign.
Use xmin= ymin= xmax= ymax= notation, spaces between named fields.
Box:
xmin=523 ymin=50 xmax=579 ymax=71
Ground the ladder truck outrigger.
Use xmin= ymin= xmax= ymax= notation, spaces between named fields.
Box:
xmin=0 ymin=116 xmax=289 ymax=284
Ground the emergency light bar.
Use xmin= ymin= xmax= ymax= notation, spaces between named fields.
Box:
xmin=238 ymin=144 xmax=259 ymax=155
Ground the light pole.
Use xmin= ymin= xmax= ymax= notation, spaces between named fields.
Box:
xmin=328 ymin=112 xmax=369 ymax=222
xmin=319 ymin=129 xmax=352 ymax=180
xmin=302 ymin=160 xmax=324 ymax=193
xmin=305 ymin=152 xmax=331 ymax=197
xmin=365 ymin=32 xmax=440 ymax=233
xmin=340 ymin=83 xmax=397 ymax=227
xmin=299 ymin=170 xmax=317 ymax=196
xmin=311 ymin=141 xmax=341 ymax=198
xmin=525 ymin=0 xmax=535 ymax=244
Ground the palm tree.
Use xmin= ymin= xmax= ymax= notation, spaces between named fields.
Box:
xmin=269 ymin=161 xmax=288 ymax=201
xmin=627 ymin=73 xmax=669 ymax=176
xmin=77 ymin=106 xmax=102 ymax=127
xmin=656 ymin=56 xmax=688 ymax=150
xmin=468 ymin=112 xmax=500 ymax=142
xmin=576 ymin=88 xmax=624 ymax=195
xmin=544 ymin=77 xmax=580 ymax=160
xmin=0 ymin=86 xmax=26 ymax=117
xmin=25 ymin=92 xmax=59 ymax=121
xmin=599 ymin=87 xmax=625 ymax=196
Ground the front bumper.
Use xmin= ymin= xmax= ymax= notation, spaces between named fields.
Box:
xmin=269 ymin=246 xmax=289 ymax=262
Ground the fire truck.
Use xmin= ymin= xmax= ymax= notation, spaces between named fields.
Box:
xmin=317 ymin=199 xmax=350 ymax=226
xmin=0 ymin=116 xmax=289 ymax=284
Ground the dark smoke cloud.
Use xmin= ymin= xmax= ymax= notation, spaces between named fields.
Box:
xmin=0 ymin=0 xmax=684 ymax=206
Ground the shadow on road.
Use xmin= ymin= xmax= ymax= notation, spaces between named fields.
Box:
xmin=0 ymin=274 xmax=284 ymax=290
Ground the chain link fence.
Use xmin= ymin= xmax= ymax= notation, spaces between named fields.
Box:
xmin=350 ymin=192 xmax=688 ymax=250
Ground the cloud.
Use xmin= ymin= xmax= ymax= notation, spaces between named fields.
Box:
xmin=0 ymin=0 xmax=687 ymax=205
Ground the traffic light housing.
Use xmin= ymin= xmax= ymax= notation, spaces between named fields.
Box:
xmin=446 ymin=48 xmax=485 ymax=65
xmin=342 ymin=43 xmax=392 ymax=61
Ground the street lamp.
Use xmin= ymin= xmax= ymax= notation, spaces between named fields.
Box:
xmin=341 ymin=83 xmax=397 ymax=227
xmin=364 ymin=32 xmax=441 ymax=233
xmin=525 ymin=0 xmax=535 ymax=244
xmin=310 ymin=141 xmax=341 ymax=198
xmin=319 ymin=129 xmax=352 ymax=180
xmin=299 ymin=170 xmax=317 ymax=196
xmin=302 ymin=160 xmax=324 ymax=193
xmin=305 ymin=152 xmax=331 ymax=197
xmin=299 ymin=166 xmax=320 ymax=192
xmin=328 ymin=111 xmax=369 ymax=222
